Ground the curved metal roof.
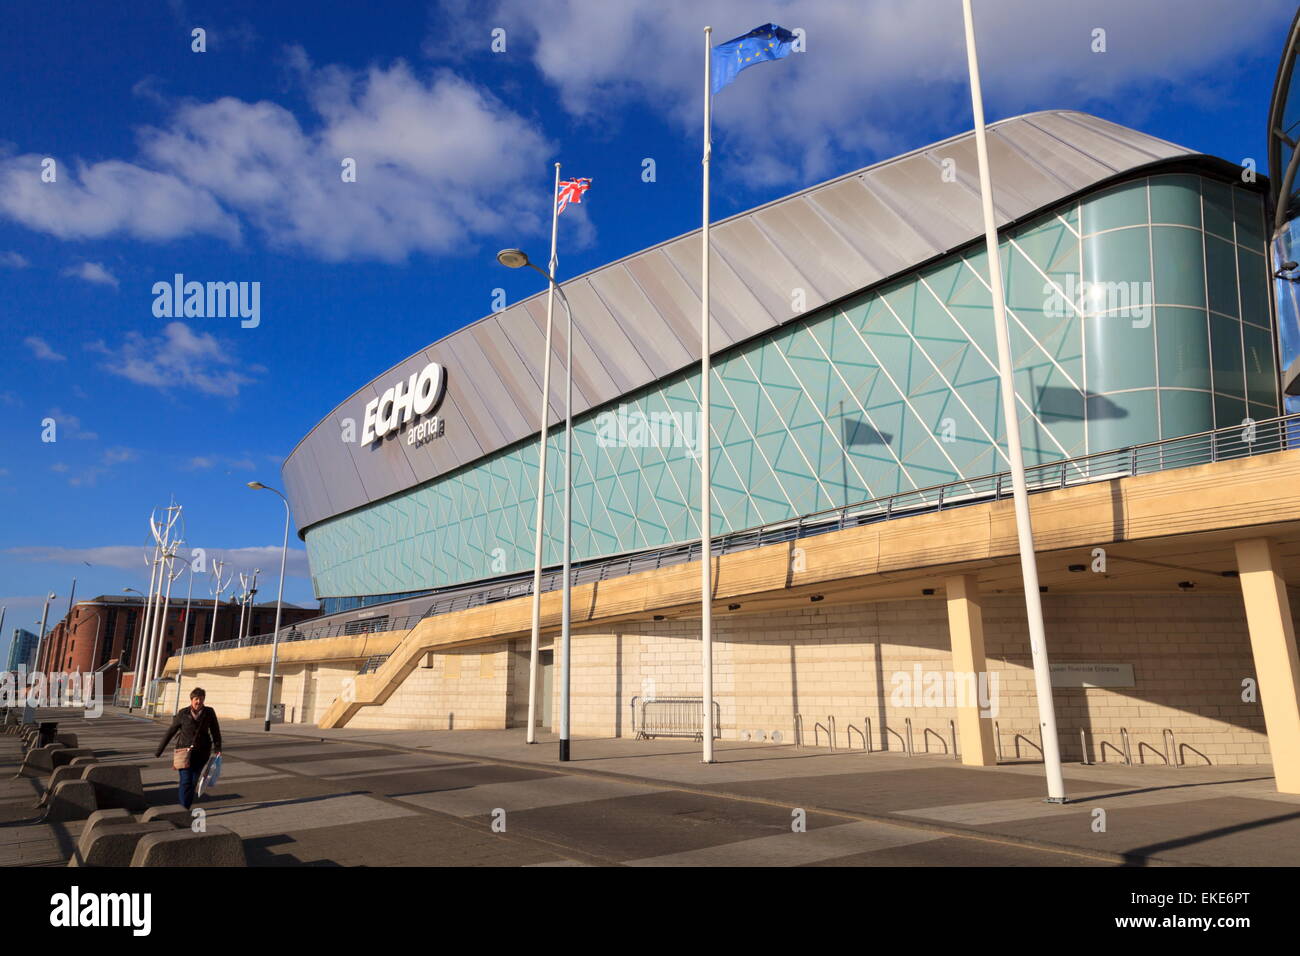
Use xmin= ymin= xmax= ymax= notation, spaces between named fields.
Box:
xmin=283 ymin=109 xmax=1200 ymax=535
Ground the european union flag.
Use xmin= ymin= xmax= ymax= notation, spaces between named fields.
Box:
xmin=711 ymin=23 xmax=796 ymax=95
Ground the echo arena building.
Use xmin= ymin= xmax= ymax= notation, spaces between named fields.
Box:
xmin=169 ymin=111 xmax=1300 ymax=794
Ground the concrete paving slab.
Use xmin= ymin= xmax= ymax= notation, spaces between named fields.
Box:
xmin=203 ymin=792 xmax=419 ymax=839
xmin=623 ymin=820 xmax=944 ymax=867
xmin=393 ymin=774 xmax=666 ymax=818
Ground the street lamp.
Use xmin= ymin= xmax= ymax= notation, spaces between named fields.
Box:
xmin=33 ymin=591 xmax=56 ymax=676
xmin=248 ymin=481 xmax=290 ymax=732
xmin=497 ymin=247 xmax=575 ymax=762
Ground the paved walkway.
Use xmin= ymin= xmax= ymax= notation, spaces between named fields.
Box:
xmin=4 ymin=708 xmax=1297 ymax=866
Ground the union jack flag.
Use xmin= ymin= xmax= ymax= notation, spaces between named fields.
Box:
xmin=556 ymin=177 xmax=592 ymax=215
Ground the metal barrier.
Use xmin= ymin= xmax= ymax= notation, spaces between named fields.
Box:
xmin=174 ymin=413 xmax=1300 ymax=662
xmin=633 ymin=698 xmax=720 ymax=741
xmin=813 ymin=716 xmax=836 ymax=750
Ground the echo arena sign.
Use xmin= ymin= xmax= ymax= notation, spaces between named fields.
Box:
xmin=362 ymin=360 xmax=448 ymax=447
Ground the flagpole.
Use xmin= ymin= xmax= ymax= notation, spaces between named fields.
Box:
xmin=700 ymin=25 xmax=715 ymax=764
xmin=961 ymin=0 xmax=1065 ymax=802
xmin=526 ymin=163 xmax=561 ymax=745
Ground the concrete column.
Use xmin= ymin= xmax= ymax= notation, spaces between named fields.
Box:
xmin=1234 ymin=538 xmax=1300 ymax=794
xmin=945 ymin=574 xmax=997 ymax=766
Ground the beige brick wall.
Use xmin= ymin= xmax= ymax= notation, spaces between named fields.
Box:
xmin=348 ymin=645 xmax=512 ymax=731
xmin=175 ymin=591 xmax=1282 ymax=768
xmin=558 ymin=592 xmax=1270 ymax=768
xmin=168 ymin=661 xmax=357 ymax=725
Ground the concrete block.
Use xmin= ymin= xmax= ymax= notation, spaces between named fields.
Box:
xmin=82 ymin=764 xmax=148 ymax=811
xmin=129 ymin=826 xmax=246 ymax=867
xmin=70 ymin=821 xmax=176 ymax=867
xmin=40 ymin=764 xmax=92 ymax=805
xmin=43 ymin=779 xmax=98 ymax=822
xmin=69 ymin=756 xmax=98 ymax=767
xmin=19 ymin=743 xmax=67 ymax=776
xmin=50 ymin=748 xmax=94 ymax=770
xmin=84 ymin=807 xmax=134 ymax=832
xmin=54 ymin=733 xmax=78 ymax=748
xmin=141 ymin=805 xmax=195 ymax=828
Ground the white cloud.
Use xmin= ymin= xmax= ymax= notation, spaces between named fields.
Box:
xmin=86 ymin=321 xmax=258 ymax=397
xmin=0 ymin=151 xmax=239 ymax=242
xmin=7 ymin=544 xmax=311 ymax=579
xmin=0 ymin=55 xmax=555 ymax=262
xmin=62 ymin=261 xmax=119 ymax=287
xmin=46 ymin=408 xmax=97 ymax=440
xmin=473 ymin=0 xmax=1291 ymax=186
xmin=0 ymin=251 xmax=28 ymax=268
xmin=25 ymin=336 xmax=66 ymax=361
xmin=183 ymin=454 xmax=256 ymax=471
xmin=102 ymin=446 xmax=137 ymax=465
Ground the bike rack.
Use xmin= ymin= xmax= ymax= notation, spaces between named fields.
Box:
xmin=794 ymin=713 xmax=804 ymax=749
xmin=882 ymin=724 xmax=910 ymax=756
xmin=904 ymin=717 xmax=915 ymax=757
xmin=922 ymin=726 xmax=949 ymax=756
xmin=846 ymin=721 xmax=870 ymax=752
xmin=813 ymin=717 xmax=835 ymax=750
xmin=1079 ymin=727 xmax=1091 ymax=765
xmin=1120 ymin=727 xmax=1132 ymax=766
xmin=1162 ymin=728 xmax=1181 ymax=768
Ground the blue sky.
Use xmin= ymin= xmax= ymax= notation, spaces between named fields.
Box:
xmin=0 ymin=0 xmax=1292 ymax=657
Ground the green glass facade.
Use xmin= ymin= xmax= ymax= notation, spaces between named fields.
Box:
xmin=305 ymin=173 xmax=1276 ymax=600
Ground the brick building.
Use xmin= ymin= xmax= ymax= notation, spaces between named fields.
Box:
xmin=37 ymin=594 xmax=318 ymax=695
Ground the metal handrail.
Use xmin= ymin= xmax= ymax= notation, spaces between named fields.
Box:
xmin=174 ymin=413 xmax=1300 ymax=661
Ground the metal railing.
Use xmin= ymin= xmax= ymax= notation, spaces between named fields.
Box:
xmin=177 ymin=413 xmax=1299 ymax=660
xmin=631 ymin=697 xmax=720 ymax=741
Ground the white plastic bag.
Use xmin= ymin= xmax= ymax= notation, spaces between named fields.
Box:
xmin=197 ymin=754 xmax=222 ymax=797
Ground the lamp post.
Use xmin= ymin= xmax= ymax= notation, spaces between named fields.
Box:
xmin=123 ymin=587 xmax=144 ymax=706
xmin=33 ymin=591 xmax=56 ymax=677
xmin=497 ymin=248 xmax=575 ymax=761
xmin=248 ymin=482 xmax=290 ymax=732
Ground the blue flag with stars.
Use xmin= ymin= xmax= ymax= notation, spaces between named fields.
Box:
xmin=711 ymin=23 xmax=796 ymax=94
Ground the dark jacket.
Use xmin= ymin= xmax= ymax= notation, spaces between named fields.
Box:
xmin=156 ymin=704 xmax=222 ymax=770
